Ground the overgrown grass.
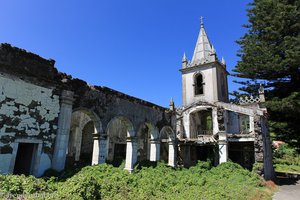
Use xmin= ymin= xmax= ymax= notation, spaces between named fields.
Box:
xmin=0 ymin=161 xmax=274 ymax=200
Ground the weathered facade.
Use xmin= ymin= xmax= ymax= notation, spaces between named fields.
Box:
xmin=0 ymin=20 xmax=274 ymax=180
xmin=0 ymin=44 xmax=175 ymax=176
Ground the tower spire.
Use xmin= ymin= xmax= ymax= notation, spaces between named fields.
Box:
xmin=182 ymin=52 xmax=188 ymax=68
xmin=169 ymin=97 xmax=175 ymax=111
xmin=191 ymin=17 xmax=216 ymax=66
xmin=182 ymin=52 xmax=187 ymax=62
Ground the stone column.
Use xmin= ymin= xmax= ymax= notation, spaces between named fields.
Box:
xmin=218 ymin=132 xmax=228 ymax=164
xmin=92 ymin=132 xmax=107 ymax=165
xmin=212 ymin=107 xmax=219 ymax=134
xmin=261 ymin=117 xmax=275 ymax=180
xmin=125 ymin=136 xmax=138 ymax=172
xmin=149 ymin=139 xmax=160 ymax=161
xmin=52 ymin=90 xmax=74 ymax=171
xmin=91 ymin=133 xmax=99 ymax=165
xmin=183 ymin=113 xmax=191 ymax=138
xmin=249 ymin=116 xmax=254 ymax=133
xmin=168 ymin=140 xmax=176 ymax=167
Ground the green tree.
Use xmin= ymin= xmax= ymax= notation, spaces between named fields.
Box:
xmin=233 ymin=0 xmax=300 ymax=149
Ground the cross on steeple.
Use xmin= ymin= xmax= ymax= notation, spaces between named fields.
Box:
xmin=200 ymin=16 xmax=204 ymax=27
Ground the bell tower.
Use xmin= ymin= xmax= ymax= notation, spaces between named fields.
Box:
xmin=180 ymin=18 xmax=229 ymax=107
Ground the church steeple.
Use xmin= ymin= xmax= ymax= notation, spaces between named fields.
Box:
xmin=180 ymin=18 xmax=229 ymax=106
xmin=191 ymin=17 xmax=217 ymax=66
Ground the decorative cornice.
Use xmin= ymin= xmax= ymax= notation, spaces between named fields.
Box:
xmin=179 ymin=61 xmax=229 ymax=75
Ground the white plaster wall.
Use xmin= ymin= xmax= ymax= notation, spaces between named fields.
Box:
xmin=0 ymin=73 xmax=60 ymax=137
xmin=37 ymin=153 xmax=51 ymax=177
xmin=182 ymin=65 xmax=218 ymax=107
xmin=0 ymin=154 xmax=12 ymax=174
xmin=0 ymin=73 xmax=60 ymax=175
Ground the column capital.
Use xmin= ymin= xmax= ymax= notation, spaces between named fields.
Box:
xmin=126 ymin=136 xmax=137 ymax=142
xmin=92 ymin=132 xmax=107 ymax=140
xmin=218 ymin=131 xmax=227 ymax=142
xmin=92 ymin=133 xmax=100 ymax=140
xmin=149 ymin=139 xmax=160 ymax=144
xmin=60 ymin=90 xmax=75 ymax=105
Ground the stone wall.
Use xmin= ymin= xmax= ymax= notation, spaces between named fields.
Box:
xmin=0 ymin=73 xmax=60 ymax=175
xmin=254 ymin=115 xmax=264 ymax=163
xmin=78 ymin=87 xmax=172 ymax=133
xmin=0 ymin=44 xmax=62 ymax=85
xmin=217 ymin=107 xmax=225 ymax=132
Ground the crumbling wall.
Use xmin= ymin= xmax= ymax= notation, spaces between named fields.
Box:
xmin=0 ymin=73 xmax=60 ymax=174
xmin=0 ymin=44 xmax=62 ymax=84
xmin=0 ymin=43 xmax=174 ymax=175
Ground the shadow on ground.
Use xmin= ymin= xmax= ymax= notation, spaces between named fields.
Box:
xmin=275 ymin=172 xmax=300 ymax=186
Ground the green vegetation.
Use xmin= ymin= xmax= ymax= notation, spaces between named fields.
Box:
xmin=0 ymin=161 xmax=275 ymax=200
xmin=273 ymin=144 xmax=300 ymax=174
xmin=232 ymin=0 xmax=300 ymax=149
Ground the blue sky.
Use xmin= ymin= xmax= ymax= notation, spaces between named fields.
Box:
xmin=0 ymin=0 xmax=251 ymax=107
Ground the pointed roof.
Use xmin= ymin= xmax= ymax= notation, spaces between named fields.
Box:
xmin=191 ymin=17 xmax=216 ymax=66
xmin=182 ymin=52 xmax=187 ymax=62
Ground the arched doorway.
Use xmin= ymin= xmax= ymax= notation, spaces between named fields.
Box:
xmin=68 ymin=108 xmax=102 ymax=167
xmin=106 ymin=116 xmax=135 ymax=169
xmin=160 ymin=126 xmax=176 ymax=167
xmin=137 ymin=124 xmax=150 ymax=161
xmin=136 ymin=123 xmax=159 ymax=162
xmin=189 ymin=108 xmax=213 ymax=139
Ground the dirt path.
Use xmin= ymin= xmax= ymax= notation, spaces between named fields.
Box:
xmin=273 ymin=179 xmax=300 ymax=200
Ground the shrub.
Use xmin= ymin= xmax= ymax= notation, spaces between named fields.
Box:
xmin=57 ymin=173 xmax=101 ymax=200
xmin=0 ymin=174 xmax=54 ymax=195
xmin=0 ymin=161 xmax=272 ymax=200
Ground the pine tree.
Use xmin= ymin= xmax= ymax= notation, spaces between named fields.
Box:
xmin=233 ymin=0 xmax=300 ymax=149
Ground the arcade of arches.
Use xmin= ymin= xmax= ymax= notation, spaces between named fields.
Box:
xmin=68 ymin=109 xmax=176 ymax=171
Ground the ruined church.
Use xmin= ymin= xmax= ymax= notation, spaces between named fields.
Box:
xmin=0 ymin=21 xmax=274 ymax=179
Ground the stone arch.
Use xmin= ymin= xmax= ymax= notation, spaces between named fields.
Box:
xmin=72 ymin=107 xmax=103 ymax=133
xmin=160 ymin=126 xmax=176 ymax=141
xmin=136 ymin=122 xmax=159 ymax=161
xmin=189 ymin=107 xmax=213 ymax=138
xmin=160 ymin=126 xmax=176 ymax=167
xmin=68 ymin=108 xmax=102 ymax=167
xmin=106 ymin=116 xmax=135 ymax=138
xmin=106 ymin=116 xmax=136 ymax=170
